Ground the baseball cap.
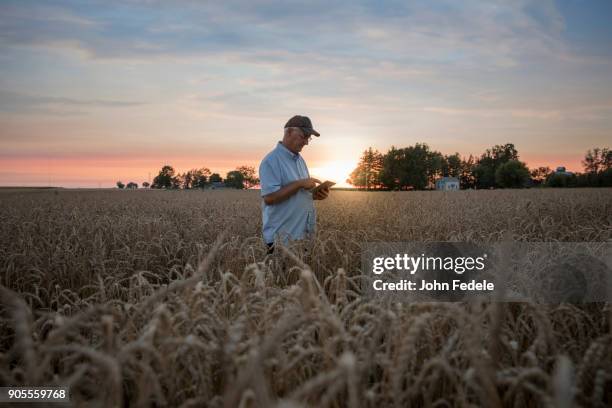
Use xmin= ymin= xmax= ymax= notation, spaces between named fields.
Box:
xmin=284 ymin=115 xmax=320 ymax=137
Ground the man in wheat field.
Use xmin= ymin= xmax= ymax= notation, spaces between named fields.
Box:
xmin=259 ymin=115 xmax=329 ymax=254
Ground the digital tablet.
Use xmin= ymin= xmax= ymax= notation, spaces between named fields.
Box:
xmin=311 ymin=180 xmax=336 ymax=194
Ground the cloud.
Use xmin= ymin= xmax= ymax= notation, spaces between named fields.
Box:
xmin=2 ymin=0 xmax=604 ymax=116
xmin=423 ymin=103 xmax=612 ymax=121
xmin=0 ymin=0 xmax=573 ymax=69
xmin=0 ymin=90 xmax=144 ymax=115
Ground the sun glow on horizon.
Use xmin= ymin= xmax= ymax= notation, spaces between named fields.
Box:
xmin=309 ymin=160 xmax=358 ymax=188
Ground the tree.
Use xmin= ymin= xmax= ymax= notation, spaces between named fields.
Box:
xmin=126 ymin=182 xmax=138 ymax=189
xmin=142 ymin=181 xmax=150 ymax=188
xmin=181 ymin=168 xmax=211 ymax=189
xmin=225 ymin=170 xmax=245 ymax=189
xmin=209 ymin=173 xmax=222 ymax=183
xmin=459 ymin=155 xmax=476 ymax=189
xmin=601 ymin=168 xmax=612 ymax=187
xmin=442 ymin=153 xmax=462 ymax=178
xmin=116 ymin=181 xmax=125 ymax=189
xmin=425 ymin=148 xmax=445 ymax=188
xmin=170 ymin=175 xmax=182 ymax=189
xmin=178 ymin=172 xmax=191 ymax=189
xmin=547 ymin=172 xmax=577 ymax=187
xmin=574 ymin=147 xmax=612 ymax=187
xmin=152 ymin=165 xmax=177 ymax=189
xmin=236 ymin=166 xmax=259 ymax=189
xmin=381 ymin=146 xmax=417 ymax=190
xmin=582 ymin=147 xmax=611 ymax=173
xmin=347 ymin=147 xmax=384 ymax=189
xmin=495 ymin=160 xmax=530 ymax=188
xmin=192 ymin=168 xmax=211 ymax=189
xmin=472 ymin=161 xmax=495 ymax=189
xmin=530 ymin=166 xmax=552 ymax=186
xmin=582 ymin=148 xmax=599 ymax=173
xmin=575 ymin=172 xmax=595 ymax=187
xmin=604 ymin=149 xmax=612 ymax=171
xmin=378 ymin=144 xmax=440 ymax=190
xmin=379 ymin=146 xmax=404 ymax=190
xmin=474 ymin=143 xmax=519 ymax=188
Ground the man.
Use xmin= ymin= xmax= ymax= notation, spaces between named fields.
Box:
xmin=259 ymin=115 xmax=330 ymax=253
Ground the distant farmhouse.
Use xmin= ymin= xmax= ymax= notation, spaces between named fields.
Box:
xmin=435 ymin=176 xmax=460 ymax=191
xmin=553 ymin=166 xmax=574 ymax=176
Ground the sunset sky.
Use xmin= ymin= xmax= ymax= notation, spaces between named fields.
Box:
xmin=1 ymin=0 xmax=612 ymax=187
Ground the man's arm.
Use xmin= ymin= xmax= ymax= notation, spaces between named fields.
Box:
xmin=263 ymin=178 xmax=320 ymax=205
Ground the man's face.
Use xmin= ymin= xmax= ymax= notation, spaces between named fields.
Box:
xmin=284 ymin=127 xmax=311 ymax=153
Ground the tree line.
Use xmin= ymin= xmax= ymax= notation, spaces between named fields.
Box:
xmin=115 ymin=144 xmax=610 ymax=190
xmin=347 ymin=144 xmax=611 ymax=190
xmin=546 ymin=147 xmax=612 ymax=187
xmin=116 ymin=165 xmax=259 ymax=190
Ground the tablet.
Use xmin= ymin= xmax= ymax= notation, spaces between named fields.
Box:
xmin=311 ymin=180 xmax=336 ymax=194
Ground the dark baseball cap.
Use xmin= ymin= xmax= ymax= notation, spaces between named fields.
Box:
xmin=284 ymin=115 xmax=320 ymax=137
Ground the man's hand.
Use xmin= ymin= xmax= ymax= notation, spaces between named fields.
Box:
xmin=301 ymin=178 xmax=321 ymax=190
xmin=313 ymin=186 xmax=329 ymax=200
xmin=263 ymin=178 xmax=321 ymax=206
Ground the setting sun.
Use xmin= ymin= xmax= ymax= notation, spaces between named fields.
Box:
xmin=309 ymin=160 xmax=358 ymax=188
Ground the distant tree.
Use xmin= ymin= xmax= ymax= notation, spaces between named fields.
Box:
xmin=347 ymin=147 xmax=384 ymax=189
xmin=582 ymin=149 xmax=598 ymax=173
xmin=225 ymin=170 xmax=245 ymax=189
xmin=495 ymin=160 xmax=530 ymax=188
xmin=347 ymin=165 xmax=365 ymax=188
xmin=170 ymin=175 xmax=182 ymax=189
xmin=604 ymin=149 xmax=612 ymax=170
xmin=180 ymin=168 xmax=211 ymax=189
xmin=473 ymin=143 xmax=519 ymax=188
xmin=472 ymin=162 xmax=495 ymax=189
xmin=236 ymin=165 xmax=259 ymax=189
xmin=442 ymin=153 xmax=462 ymax=178
xmin=547 ymin=172 xmax=577 ymax=187
xmin=379 ymin=146 xmax=404 ymax=190
xmin=582 ymin=147 xmax=611 ymax=173
xmin=459 ymin=155 xmax=476 ymax=189
xmin=209 ymin=173 xmax=222 ymax=183
xmin=178 ymin=172 xmax=191 ymax=189
xmin=142 ymin=181 xmax=150 ymax=188
xmin=574 ymin=167 xmax=612 ymax=187
xmin=116 ymin=181 xmax=125 ymax=189
xmin=379 ymin=143 xmax=438 ymax=190
xmin=126 ymin=182 xmax=138 ymax=189
xmin=192 ymin=168 xmax=211 ymax=189
xmin=601 ymin=168 xmax=612 ymax=187
xmin=152 ymin=165 xmax=177 ymax=189
xmin=571 ymin=147 xmax=612 ymax=187
xmin=425 ymin=149 xmax=445 ymax=188
xmin=530 ymin=166 xmax=552 ymax=186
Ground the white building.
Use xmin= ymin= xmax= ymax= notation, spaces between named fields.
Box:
xmin=435 ymin=177 xmax=460 ymax=191
xmin=554 ymin=166 xmax=574 ymax=176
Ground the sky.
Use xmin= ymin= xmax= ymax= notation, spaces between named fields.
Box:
xmin=1 ymin=0 xmax=611 ymax=187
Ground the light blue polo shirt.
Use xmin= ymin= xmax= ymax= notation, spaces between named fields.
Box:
xmin=259 ymin=142 xmax=316 ymax=244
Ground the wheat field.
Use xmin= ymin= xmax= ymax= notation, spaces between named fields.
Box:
xmin=1 ymin=188 xmax=611 ymax=407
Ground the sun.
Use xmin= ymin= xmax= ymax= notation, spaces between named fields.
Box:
xmin=309 ymin=160 xmax=358 ymax=188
